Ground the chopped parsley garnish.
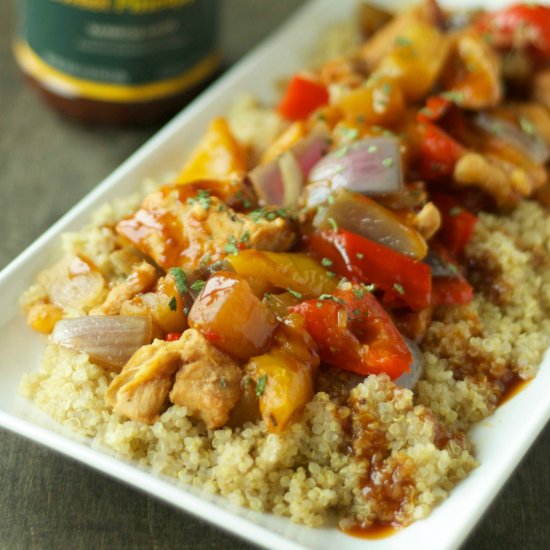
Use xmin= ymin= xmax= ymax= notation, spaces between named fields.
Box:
xmin=393 ymin=283 xmax=405 ymax=295
xmin=321 ymin=257 xmax=333 ymax=267
xmin=327 ymin=271 xmax=337 ymax=278
xmin=316 ymin=301 xmax=323 ymax=308
xmin=224 ymin=236 xmax=239 ymax=255
xmin=449 ymin=206 xmax=462 ymax=216
xmin=353 ymin=308 xmax=361 ymax=316
xmin=447 ymin=262 xmax=459 ymax=274
xmin=334 ymin=146 xmax=349 ymax=158
xmin=287 ymin=288 xmax=303 ymax=299
xmin=170 ymin=267 xmax=189 ymax=296
xmin=327 ymin=217 xmax=339 ymax=231
xmin=187 ymin=189 xmax=212 ymax=209
xmin=339 ymin=127 xmax=359 ymax=142
xmin=363 ymin=283 xmax=376 ymax=292
xmin=395 ymin=36 xmax=412 ymax=47
xmin=256 ymin=374 xmax=268 ymax=396
xmin=355 ymin=252 xmax=364 ymax=260
xmin=240 ymin=231 xmax=250 ymax=244
xmin=168 ymin=296 xmax=177 ymax=311
xmin=190 ymin=279 xmax=206 ymax=293
xmin=220 ymin=377 xmax=227 ymax=389
xmin=519 ymin=115 xmax=535 ymax=136
xmin=199 ymin=254 xmax=212 ymax=267
xmin=250 ymin=207 xmax=288 ymax=223
xmin=440 ymin=91 xmax=464 ymax=105
xmin=382 ymin=157 xmax=394 ymax=168
xmin=353 ymin=288 xmax=365 ymax=298
xmin=318 ymin=293 xmax=345 ymax=305
xmin=381 ymin=82 xmax=393 ymax=96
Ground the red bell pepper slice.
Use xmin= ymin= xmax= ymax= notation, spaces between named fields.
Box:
xmin=477 ymin=4 xmax=550 ymax=57
xmin=416 ymin=121 xmax=465 ymax=181
xmin=432 ymin=277 xmax=474 ymax=305
xmin=278 ymin=74 xmax=329 ymax=120
xmin=417 ymin=96 xmax=453 ymax=124
xmin=431 ymin=192 xmax=478 ymax=257
xmin=290 ymin=287 xmax=412 ymax=379
xmin=165 ymin=332 xmax=182 ymax=342
xmin=306 ymin=229 xmax=432 ymax=310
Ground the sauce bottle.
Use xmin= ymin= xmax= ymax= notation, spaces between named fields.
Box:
xmin=14 ymin=0 xmax=220 ymax=125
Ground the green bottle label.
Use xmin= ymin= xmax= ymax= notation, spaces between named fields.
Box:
xmin=21 ymin=0 xmax=219 ymax=86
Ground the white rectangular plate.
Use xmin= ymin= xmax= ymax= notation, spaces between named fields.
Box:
xmin=2 ymin=1 xmax=550 ymax=549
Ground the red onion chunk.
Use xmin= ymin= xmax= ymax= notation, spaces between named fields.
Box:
xmin=475 ymin=112 xmax=550 ymax=165
xmin=308 ymin=137 xmax=404 ymax=197
xmin=395 ymin=338 xmax=424 ymax=390
xmin=50 ymin=315 xmax=153 ymax=372
xmin=249 ymin=127 xmax=330 ymax=207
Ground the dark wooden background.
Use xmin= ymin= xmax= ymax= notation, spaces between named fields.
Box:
xmin=1 ymin=1 xmax=549 ymax=548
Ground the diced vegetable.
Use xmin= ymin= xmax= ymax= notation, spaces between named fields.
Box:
xmin=278 ymin=74 xmax=329 ymax=120
xmin=431 ymin=192 xmax=478 ymax=257
xmin=476 ymin=4 xmax=550 ymax=57
xmin=26 ymin=303 xmax=64 ymax=334
xmin=415 ymin=121 xmax=465 ymax=181
xmin=290 ymin=286 xmax=412 ymax=379
xmin=432 ymin=277 xmax=473 ymax=305
xmin=120 ymin=274 xmax=189 ymax=335
xmin=50 ymin=315 xmax=154 ymax=372
xmin=188 ymin=272 xmax=278 ymax=360
xmin=337 ymin=75 xmax=405 ymax=125
xmin=474 ymin=112 xmax=550 ymax=165
xmin=441 ymin=31 xmax=502 ymax=110
xmin=376 ymin=21 xmax=451 ymax=102
xmin=313 ymin=189 xmax=428 ymax=260
xmin=307 ymin=137 xmax=403 ymax=200
xmin=261 ymin=121 xmax=307 ymax=164
xmin=176 ymin=118 xmax=247 ymax=183
xmin=38 ymin=255 xmax=106 ymax=314
xmin=245 ymin=314 xmax=319 ymax=433
xmin=306 ymin=229 xmax=432 ymax=310
xmin=249 ymin=128 xmax=330 ymax=207
xmin=394 ymin=337 xmax=424 ymax=389
xmin=227 ymin=250 xmax=337 ymax=298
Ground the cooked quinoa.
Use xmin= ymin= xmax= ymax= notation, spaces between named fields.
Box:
xmin=17 ymin=1 xmax=550 ymax=533
xmin=20 ymin=198 xmax=550 ymax=528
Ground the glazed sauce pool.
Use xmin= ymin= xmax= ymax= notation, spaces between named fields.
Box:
xmin=498 ymin=375 xmax=531 ymax=405
xmin=343 ymin=522 xmax=398 ymax=540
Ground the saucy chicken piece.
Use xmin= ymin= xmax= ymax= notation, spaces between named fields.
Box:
xmin=90 ymin=261 xmax=158 ymax=316
xmin=169 ymin=329 xmax=242 ymax=429
xmin=117 ymin=184 xmax=295 ymax=271
xmin=454 ymin=151 xmax=546 ymax=207
xmin=106 ymin=329 xmax=242 ymax=428
xmin=106 ymin=338 xmax=182 ymax=424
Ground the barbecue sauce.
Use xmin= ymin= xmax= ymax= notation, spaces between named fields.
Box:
xmin=14 ymin=0 xmax=220 ymax=125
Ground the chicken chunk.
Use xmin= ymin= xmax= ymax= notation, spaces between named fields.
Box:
xmin=454 ymin=152 xmax=546 ymax=207
xmin=169 ymin=329 xmax=242 ymax=429
xmin=117 ymin=185 xmax=295 ymax=271
xmin=106 ymin=339 xmax=182 ymax=424
xmin=106 ymin=329 xmax=242 ymax=428
xmin=90 ymin=261 xmax=158 ymax=316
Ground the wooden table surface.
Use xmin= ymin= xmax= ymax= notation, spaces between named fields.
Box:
xmin=1 ymin=1 xmax=549 ymax=548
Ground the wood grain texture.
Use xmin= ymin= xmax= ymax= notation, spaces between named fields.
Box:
xmin=1 ymin=1 xmax=549 ymax=549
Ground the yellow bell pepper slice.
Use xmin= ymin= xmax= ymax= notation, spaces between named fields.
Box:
xmin=227 ymin=250 xmax=338 ymax=298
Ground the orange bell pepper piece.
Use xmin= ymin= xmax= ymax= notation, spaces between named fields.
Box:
xmin=177 ymin=118 xmax=246 ymax=183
